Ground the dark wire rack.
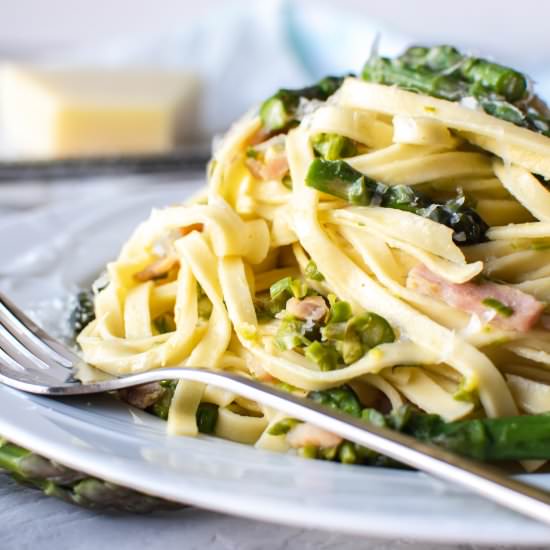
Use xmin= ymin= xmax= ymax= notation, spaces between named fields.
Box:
xmin=0 ymin=148 xmax=211 ymax=182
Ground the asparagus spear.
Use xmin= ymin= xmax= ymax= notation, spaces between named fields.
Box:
xmin=305 ymin=158 xmax=488 ymax=244
xmin=363 ymin=45 xmax=550 ymax=133
xmin=367 ymin=406 xmax=550 ymax=462
xmin=399 ymin=45 xmax=462 ymax=72
xmin=398 ymin=45 xmax=527 ymax=102
xmin=461 ymin=57 xmax=527 ymax=103
xmin=362 ymin=56 xmax=466 ymax=101
xmin=259 ymin=75 xmax=348 ymax=132
xmin=0 ymin=439 xmax=180 ymax=512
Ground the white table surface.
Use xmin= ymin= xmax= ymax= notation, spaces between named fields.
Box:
xmin=0 ymin=179 xmax=545 ymax=550
xmin=0 ymin=472 xmax=544 ymax=550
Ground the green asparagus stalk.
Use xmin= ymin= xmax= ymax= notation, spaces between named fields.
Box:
xmin=0 ymin=439 xmax=181 ymax=512
xmin=305 ymin=158 xmax=489 ymax=244
xmin=367 ymin=406 xmax=550 ymax=462
xmin=362 ymin=45 xmax=549 ymax=133
xmin=259 ymin=75 xmax=348 ymax=132
xmin=476 ymin=96 xmax=527 ymax=125
xmin=398 ymin=45 xmax=527 ymax=102
xmin=461 ymin=57 xmax=527 ymax=103
xmin=398 ymin=45 xmax=463 ymax=72
xmin=362 ymin=56 xmax=466 ymax=101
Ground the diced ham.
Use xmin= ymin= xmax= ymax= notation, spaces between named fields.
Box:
xmin=286 ymin=422 xmax=343 ymax=449
xmin=245 ymin=151 xmax=289 ymax=181
xmin=286 ymin=296 xmax=328 ymax=322
xmin=245 ymin=157 xmax=265 ymax=179
xmin=118 ymin=382 xmax=164 ymax=409
xmin=407 ymin=264 xmax=545 ymax=332
xmin=134 ymin=255 xmax=179 ymax=282
xmin=262 ymin=153 xmax=289 ymax=181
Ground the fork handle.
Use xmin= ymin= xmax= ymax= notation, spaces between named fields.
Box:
xmin=38 ymin=367 xmax=550 ymax=525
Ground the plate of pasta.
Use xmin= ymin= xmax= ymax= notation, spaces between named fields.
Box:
xmin=3 ymin=44 xmax=550 ymax=543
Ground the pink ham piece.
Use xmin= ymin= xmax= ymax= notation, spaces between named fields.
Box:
xmin=285 ymin=296 xmax=328 ymax=322
xmin=246 ymin=151 xmax=289 ymax=181
xmin=407 ymin=265 xmax=545 ymax=332
xmin=286 ymin=422 xmax=343 ymax=449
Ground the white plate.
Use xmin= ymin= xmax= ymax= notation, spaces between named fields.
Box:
xmin=2 ymin=182 xmax=550 ymax=545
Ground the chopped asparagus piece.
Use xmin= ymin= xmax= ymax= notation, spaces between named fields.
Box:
xmin=298 ymin=445 xmax=319 ymax=459
xmin=305 ymin=341 xmax=341 ymax=371
xmin=337 ymin=441 xmax=358 ymax=464
xmin=259 ymin=76 xmax=348 ymax=132
xmin=268 ymin=418 xmax=302 ymax=436
xmin=304 ymin=259 xmax=325 ymax=281
xmin=305 ymin=157 xmax=380 ymax=205
xmin=253 ymin=293 xmax=288 ymax=320
xmin=270 ymin=276 xmax=307 ymax=301
xmin=274 ymin=317 xmax=311 ymax=350
xmin=342 ymin=312 xmax=395 ymax=364
xmin=308 ymin=386 xmax=363 ymax=418
xmin=196 ymin=403 xmax=219 ymax=434
xmin=311 ymin=133 xmax=358 ymax=160
xmin=327 ymin=300 xmax=353 ymax=324
xmin=153 ymin=313 xmax=176 ymax=334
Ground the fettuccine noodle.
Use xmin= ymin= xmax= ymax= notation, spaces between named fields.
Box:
xmin=78 ymin=73 xmax=550 ymax=462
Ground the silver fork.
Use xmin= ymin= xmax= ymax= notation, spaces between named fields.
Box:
xmin=2 ymin=292 xmax=550 ymax=525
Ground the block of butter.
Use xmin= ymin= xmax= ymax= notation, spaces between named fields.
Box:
xmin=0 ymin=65 xmax=201 ymax=159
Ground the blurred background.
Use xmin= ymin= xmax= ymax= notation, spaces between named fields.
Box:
xmin=0 ymin=0 xmax=549 ymax=206
xmin=1 ymin=0 xmax=548 ymax=69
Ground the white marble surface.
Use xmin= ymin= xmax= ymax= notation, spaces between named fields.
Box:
xmin=0 ymin=473 xmax=543 ymax=550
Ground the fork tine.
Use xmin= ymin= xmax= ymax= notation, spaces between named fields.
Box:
xmin=0 ymin=341 xmax=70 ymax=387
xmin=0 ymin=321 xmax=52 ymax=371
xmin=0 ymin=320 xmax=75 ymax=385
xmin=0 ymin=293 xmax=80 ymax=368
